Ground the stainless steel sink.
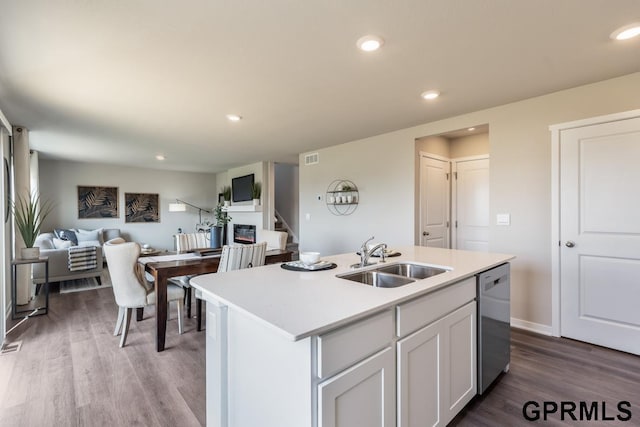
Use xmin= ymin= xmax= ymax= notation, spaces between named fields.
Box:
xmin=337 ymin=271 xmax=415 ymax=288
xmin=373 ymin=262 xmax=448 ymax=279
xmin=337 ymin=262 xmax=450 ymax=288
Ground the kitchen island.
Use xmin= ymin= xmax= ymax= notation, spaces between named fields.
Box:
xmin=190 ymin=246 xmax=514 ymax=427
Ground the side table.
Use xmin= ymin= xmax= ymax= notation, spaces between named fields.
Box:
xmin=12 ymin=256 xmax=49 ymax=320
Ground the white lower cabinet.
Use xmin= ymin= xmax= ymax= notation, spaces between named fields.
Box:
xmin=318 ymin=346 xmax=396 ymax=427
xmin=397 ymin=301 xmax=476 ymax=427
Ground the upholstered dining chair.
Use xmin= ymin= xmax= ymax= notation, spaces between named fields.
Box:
xmin=170 ymin=232 xmax=210 ymax=319
xmin=104 ymin=238 xmax=185 ymax=347
xmin=193 ymin=241 xmax=268 ymax=331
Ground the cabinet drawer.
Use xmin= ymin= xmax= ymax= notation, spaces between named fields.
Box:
xmin=317 ymin=310 xmax=393 ymax=379
xmin=396 ymin=277 xmax=476 ymax=337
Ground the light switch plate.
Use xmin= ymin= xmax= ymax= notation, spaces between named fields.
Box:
xmin=496 ymin=213 xmax=510 ymax=226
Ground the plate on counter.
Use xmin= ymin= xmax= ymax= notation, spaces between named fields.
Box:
xmin=281 ymin=260 xmax=337 ymax=272
xmin=356 ymin=249 xmax=401 ymax=258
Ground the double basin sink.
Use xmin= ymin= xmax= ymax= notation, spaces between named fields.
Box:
xmin=337 ymin=262 xmax=450 ymax=288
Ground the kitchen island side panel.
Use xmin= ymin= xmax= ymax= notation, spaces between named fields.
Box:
xmin=207 ymin=301 xmax=313 ymax=427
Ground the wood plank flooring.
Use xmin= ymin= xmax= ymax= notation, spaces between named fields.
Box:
xmin=2 ymin=286 xmax=639 ymax=426
xmin=1 ymin=286 xmax=205 ymax=427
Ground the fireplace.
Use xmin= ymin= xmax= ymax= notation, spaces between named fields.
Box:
xmin=233 ymin=224 xmax=256 ymax=244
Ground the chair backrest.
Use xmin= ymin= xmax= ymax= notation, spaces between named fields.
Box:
xmin=218 ymin=242 xmax=267 ymax=273
xmin=255 ymin=229 xmax=287 ymax=250
xmin=103 ymin=239 xmax=149 ymax=307
xmin=174 ymin=232 xmax=209 ymax=253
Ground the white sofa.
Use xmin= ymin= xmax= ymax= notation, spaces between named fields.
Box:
xmin=33 ymin=228 xmax=122 ymax=285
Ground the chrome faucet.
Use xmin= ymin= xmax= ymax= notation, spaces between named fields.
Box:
xmin=357 ymin=236 xmax=387 ymax=268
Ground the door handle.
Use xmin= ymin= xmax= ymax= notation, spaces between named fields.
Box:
xmin=423 ymin=231 xmax=430 ymax=236
xmin=565 ymin=241 xmax=575 ymax=248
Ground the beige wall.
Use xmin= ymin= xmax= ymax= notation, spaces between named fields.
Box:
xmin=416 ymin=132 xmax=489 ymax=159
xmin=450 ymin=133 xmax=489 ymax=158
xmin=39 ymin=159 xmax=217 ymax=250
xmin=416 ymin=135 xmax=450 ymax=158
xmin=299 ymin=72 xmax=640 ymax=330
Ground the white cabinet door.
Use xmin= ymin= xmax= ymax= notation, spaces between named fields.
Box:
xmin=397 ymin=317 xmax=443 ymax=427
xmin=397 ymin=302 xmax=476 ymax=427
xmin=444 ymin=301 xmax=476 ymax=421
xmin=318 ymin=347 xmax=395 ymax=427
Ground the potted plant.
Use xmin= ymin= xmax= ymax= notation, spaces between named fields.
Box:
xmin=221 ymin=186 xmax=232 ymax=207
xmin=211 ymin=203 xmax=232 ymax=248
xmin=252 ymin=182 xmax=262 ymax=206
xmin=12 ymin=192 xmax=53 ymax=259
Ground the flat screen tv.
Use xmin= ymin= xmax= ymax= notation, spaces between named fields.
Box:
xmin=232 ymin=173 xmax=254 ymax=202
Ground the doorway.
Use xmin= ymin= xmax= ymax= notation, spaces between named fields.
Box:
xmin=416 ymin=125 xmax=490 ymax=251
xmin=551 ymin=110 xmax=640 ymax=355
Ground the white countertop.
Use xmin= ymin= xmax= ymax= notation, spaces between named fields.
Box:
xmin=190 ymin=246 xmax=514 ymax=341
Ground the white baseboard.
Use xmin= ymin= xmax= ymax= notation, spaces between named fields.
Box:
xmin=511 ymin=317 xmax=554 ymax=336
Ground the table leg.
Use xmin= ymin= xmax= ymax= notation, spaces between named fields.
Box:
xmin=136 ymin=308 xmax=144 ymax=321
xmin=155 ymin=270 xmax=168 ymax=352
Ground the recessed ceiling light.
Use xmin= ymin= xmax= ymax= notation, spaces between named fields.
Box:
xmin=226 ymin=114 xmax=242 ymax=122
xmin=356 ymin=35 xmax=384 ymax=52
xmin=420 ymin=90 xmax=440 ymax=100
xmin=610 ymin=23 xmax=640 ymax=40
xmin=155 ymin=154 xmax=166 ymax=161
xmin=468 ymin=127 xmax=475 ymax=131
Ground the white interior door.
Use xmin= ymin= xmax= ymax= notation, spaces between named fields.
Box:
xmin=419 ymin=155 xmax=450 ymax=248
xmin=560 ymin=116 xmax=640 ymax=355
xmin=452 ymin=158 xmax=489 ymax=251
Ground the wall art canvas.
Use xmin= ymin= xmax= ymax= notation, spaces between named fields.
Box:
xmin=77 ymin=186 xmax=119 ymax=219
xmin=125 ymin=192 xmax=160 ymax=223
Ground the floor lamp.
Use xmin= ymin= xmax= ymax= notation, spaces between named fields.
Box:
xmin=168 ymin=199 xmax=211 ymax=224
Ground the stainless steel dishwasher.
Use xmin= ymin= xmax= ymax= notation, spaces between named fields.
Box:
xmin=477 ymin=263 xmax=510 ymax=394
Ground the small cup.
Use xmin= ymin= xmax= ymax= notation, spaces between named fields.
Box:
xmin=300 ymin=251 xmax=321 ymax=266
xmin=346 ymin=195 xmax=353 ymax=203
xmin=328 ymin=195 xmax=335 ymax=204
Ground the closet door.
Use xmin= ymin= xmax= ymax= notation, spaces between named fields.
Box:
xmin=419 ymin=154 xmax=450 ymax=248
xmin=452 ymin=157 xmax=489 ymax=252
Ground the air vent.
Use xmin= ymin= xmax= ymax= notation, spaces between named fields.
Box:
xmin=1 ymin=341 xmax=22 ymax=355
xmin=304 ymin=152 xmax=319 ymax=166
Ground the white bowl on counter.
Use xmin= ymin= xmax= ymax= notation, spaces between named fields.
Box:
xmin=299 ymin=251 xmax=321 ymax=266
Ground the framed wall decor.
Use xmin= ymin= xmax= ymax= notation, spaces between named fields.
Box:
xmin=125 ymin=192 xmax=160 ymax=223
xmin=77 ymin=186 xmax=119 ymax=219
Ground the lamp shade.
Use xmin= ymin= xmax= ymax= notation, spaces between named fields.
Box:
xmin=168 ymin=202 xmax=187 ymax=212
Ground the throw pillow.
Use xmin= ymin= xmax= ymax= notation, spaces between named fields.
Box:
xmin=77 ymin=240 xmax=101 ymax=247
xmin=54 ymin=228 xmax=78 ymax=245
xmin=53 ymin=237 xmax=74 ymax=249
xmin=76 ymin=228 xmax=104 ymax=245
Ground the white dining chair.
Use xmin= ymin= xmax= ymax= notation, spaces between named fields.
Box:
xmin=170 ymin=232 xmax=210 ymax=319
xmin=104 ymin=238 xmax=185 ymax=347
xmin=193 ymin=241 xmax=268 ymax=331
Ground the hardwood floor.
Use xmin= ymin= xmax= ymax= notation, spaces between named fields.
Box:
xmin=1 ymin=286 xmax=206 ymax=427
xmin=451 ymin=329 xmax=640 ymax=426
xmin=2 ymin=287 xmax=639 ymax=426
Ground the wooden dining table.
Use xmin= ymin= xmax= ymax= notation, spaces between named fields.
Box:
xmin=142 ymin=248 xmax=293 ymax=352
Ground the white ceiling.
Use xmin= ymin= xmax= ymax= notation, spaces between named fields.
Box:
xmin=0 ymin=0 xmax=638 ymax=173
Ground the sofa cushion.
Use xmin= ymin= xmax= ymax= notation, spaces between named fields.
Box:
xmin=37 ymin=235 xmax=56 ymax=249
xmin=54 ymin=228 xmax=78 ymax=245
xmin=76 ymin=228 xmax=104 ymax=245
xmin=53 ymin=237 xmax=74 ymax=249
xmin=78 ymin=240 xmax=101 ymax=247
